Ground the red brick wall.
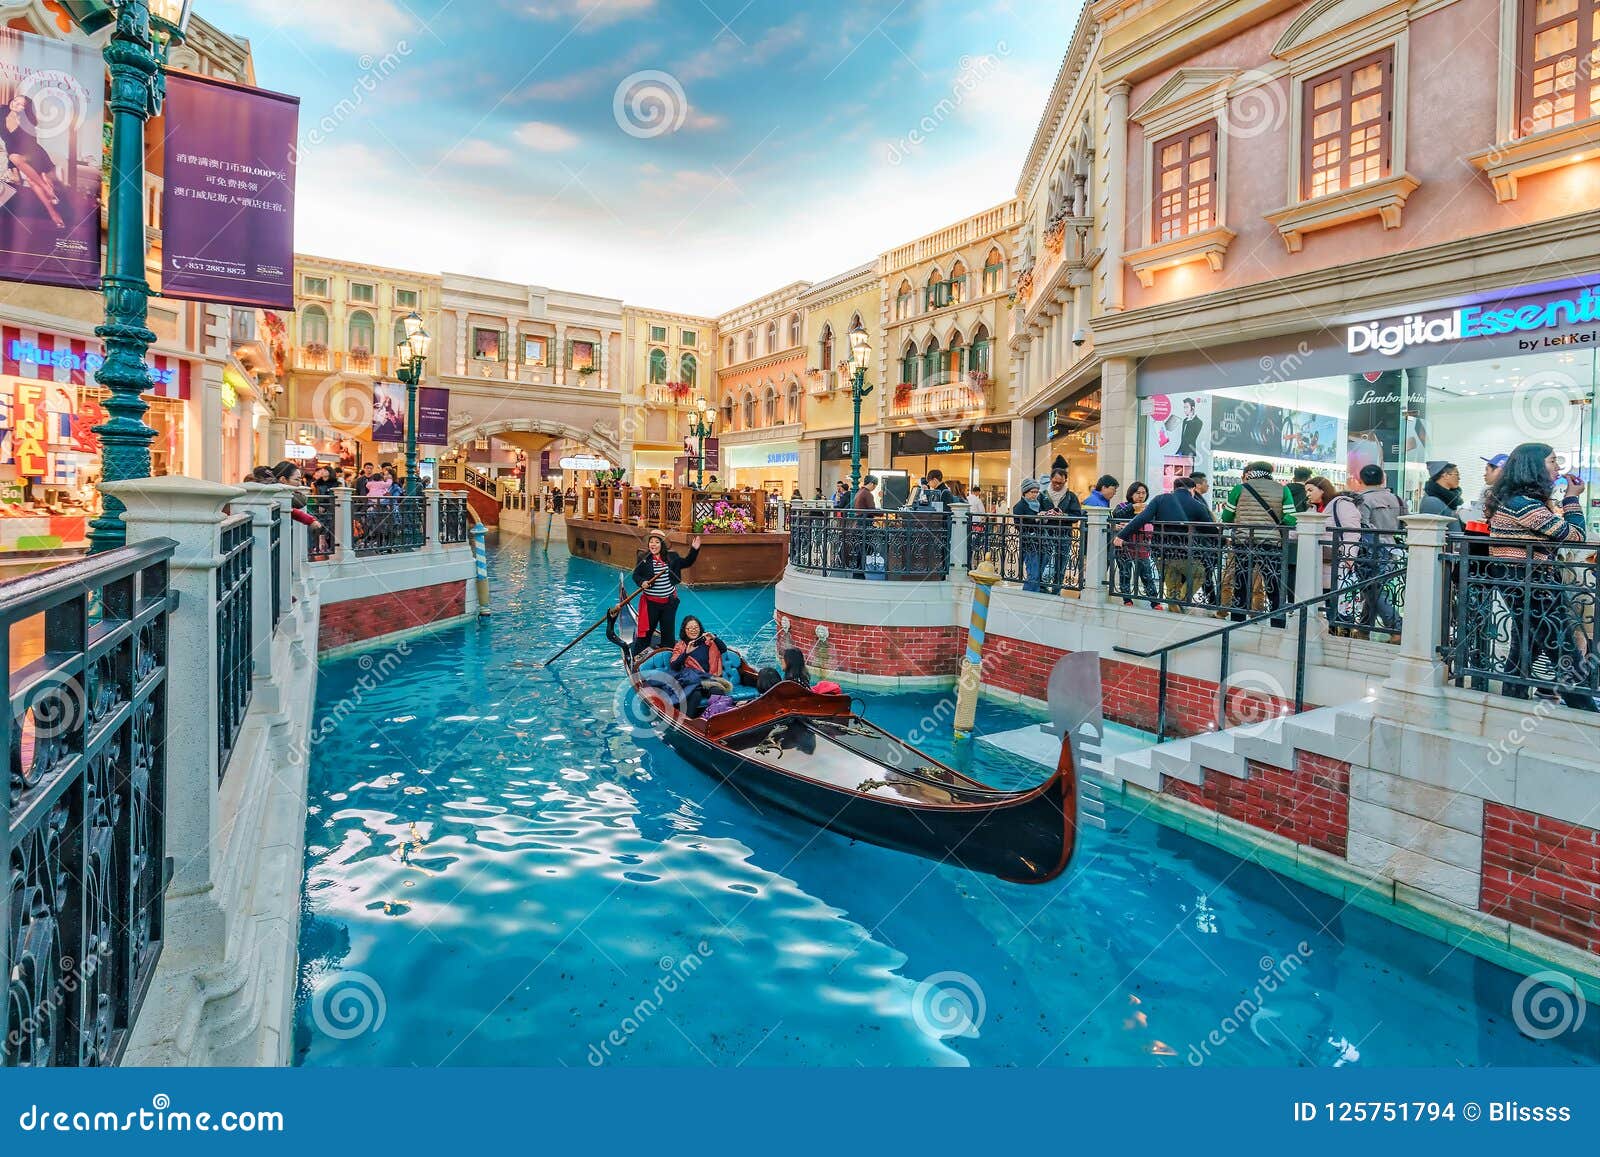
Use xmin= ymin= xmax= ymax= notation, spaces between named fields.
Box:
xmin=319 ymin=580 xmax=467 ymax=652
xmin=1481 ymin=803 xmax=1600 ymax=955
xmin=1162 ymin=752 xmax=1351 ymax=856
xmin=782 ymin=613 xmax=963 ymax=678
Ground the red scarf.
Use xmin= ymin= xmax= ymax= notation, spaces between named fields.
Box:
xmin=670 ymin=637 xmax=723 ymax=677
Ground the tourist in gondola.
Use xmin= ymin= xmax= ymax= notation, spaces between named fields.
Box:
xmin=630 ymin=530 xmax=701 ymax=657
xmin=669 ymin=616 xmax=733 ymax=716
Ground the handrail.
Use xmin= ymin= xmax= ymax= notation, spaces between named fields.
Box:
xmin=1113 ymin=565 xmax=1406 ymax=737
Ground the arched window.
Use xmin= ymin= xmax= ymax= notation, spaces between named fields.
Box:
xmin=301 ymin=305 xmax=329 ymax=348
xmin=765 ymin=321 xmax=778 ymax=352
xmin=786 ymin=381 xmax=801 ymax=424
xmin=895 ymin=280 xmax=913 ymax=320
xmin=949 ymin=261 xmax=968 ymax=304
xmin=788 ymin=312 xmax=801 ymax=347
xmin=763 ymin=385 xmax=778 ymax=425
xmin=680 ymin=353 xmax=697 ymax=389
xmin=743 ymin=330 xmax=754 ymax=360
xmin=925 ymin=268 xmax=942 ymax=310
xmin=722 ymin=395 xmax=736 ymax=428
xmin=742 ymin=390 xmax=757 ymax=429
xmin=921 ymin=334 xmax=941 ymax=386
xmin=726 ymin=337 xmax=735 ymax=362
xmin=982 ymin=247 xmax=1005 ymax=295
xmin=818 ymin=323 xmax=834 ymax=373
xmin=900 ymin=339 xmax=919 ymax=385
xmin=392 ymin=317 xmax=408 ymax=351
xmin=946 ymin=330 xmax=965 ymax=381
xmin=971 ymin=323 xmax=992 ymax=377
xmin=347 ymin=310 xmax=375 ymax=356
xmin=648 ymin=347 xmax=668 ymax=384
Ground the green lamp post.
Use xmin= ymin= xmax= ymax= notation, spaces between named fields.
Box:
xmin=689 ymin=397 xmax=716 ymax=489
xmin=62 ymin=0 xmax=194 ymax=552
xmin=394 ymin=311 xmax=431 ymax=496
xmin=846 ymin=327 xmax=874 ymax=499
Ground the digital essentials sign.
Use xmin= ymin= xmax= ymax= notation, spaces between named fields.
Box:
xmin=1347 ymin=286 xmax=1600 ymax=357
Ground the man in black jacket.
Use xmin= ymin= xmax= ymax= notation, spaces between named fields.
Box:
xmin=630 ymin=530 xmax=702 ymax=656
xmin=1113 ymin=478 xmax=1213 ymax=611
xmin=1039 ymin=465 xmax=1082 ymax=595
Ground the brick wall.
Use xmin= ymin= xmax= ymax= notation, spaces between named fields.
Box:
xmin=783 ymin=613 xmax=963 ymax=677
xmin=1481 ymin=802 xmax=1600 ymax=955
xmin=319 ymin=580 xmax=467 ymax=652
xmin=1163 ymin=751 xmax=1351 ymax=856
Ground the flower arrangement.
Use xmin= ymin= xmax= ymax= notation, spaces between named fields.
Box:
xmin=1014 ymin=268 xmax=1034 ymax=304
xmin=305 ymin=341 xmax=328 ymax=357
xmin=665 ymin=380 xmax=693 ymax=400
xmin=1043 ymin=219 xmax=1065 ymax=255
xmin=694 ymin=498 xmax=753 ymax=535
xmin=577 ymin=364 xmax=598 ymax=376
xmin=893 ymin=382 xmax=916 ymax=407
xmin=967 ymin=371 xmax=990 ymax=387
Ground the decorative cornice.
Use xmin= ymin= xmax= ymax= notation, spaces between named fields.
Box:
xmin=715 ymin=347 xmax=806 ymax=378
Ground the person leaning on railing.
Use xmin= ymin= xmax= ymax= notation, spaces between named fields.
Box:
xmin=1484 ymin=441 xmax=1597 ymax=712
xmin=1219 ymin=461 xmax=1296 ymax=625
xmin=1113 ymin=477 xmax=1211 ymax=613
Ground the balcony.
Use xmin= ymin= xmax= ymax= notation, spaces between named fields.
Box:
xmin=889 ymin=377 xmax=993 ymax=423
xmin=292 ymin=347 xmax=393 ymax=376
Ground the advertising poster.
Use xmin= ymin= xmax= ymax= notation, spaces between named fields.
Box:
xmin=1143 ymin=393 xmax=1212 ymax=489
xmin=371 ymin=381 xmax=405 ymax=442
xmin=160 ymin=72 xmax=298 ymax=309
xmin=417 ymin=386 xmax=449 ymax=444
xmin=703 ymin=436 xmax=719 ymax=470
xmin=1348 ymin=369 xmax=1428 ymax=473
xmin=0 ymin=30 xmax=104 ymax=289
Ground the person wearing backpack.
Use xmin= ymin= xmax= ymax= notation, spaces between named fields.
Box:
xmin=1350 ymin=464 xmax=1407 ymax=636
xmin=1219 ymin=462 xmax=1296 ymax=624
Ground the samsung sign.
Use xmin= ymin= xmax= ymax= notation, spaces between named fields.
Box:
xmin=1347 ymin=286 xmax=1600 ymax=357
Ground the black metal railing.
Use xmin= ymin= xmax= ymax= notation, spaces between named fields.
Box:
xmin=2 ymin=539 xmax=174 ymax=1067
xmin=1107 ymin=522 xmax=1292 ymax=618
xmin=1326 ymin=526 xmax=1406 ymax=639
xmin=268 ymin=506 xmax=282 ymax=631
xmin=1439 ymin=534 xmax=1600 ymax=704
xmin=464 ymin=466 xmax=492 ymax=492
xmin=502 ymin=490 xmax=529 ymax=512
xmin=787 ymin=508 xmax=951 ymax=580
xmin=439 ymin=494 xmax=470 ymax=544
xmin=1115 ymin=564 xmax=1406 ymax=738
xmin=967 ymin=513 xmax=1086 ymax=592
xmin=351 ymin=496 xmax=426 ymax=556
xmin=304 ymin=494 xmax=336 ymax=560
xmin=216 ymin=513 xmax=253 ymax=775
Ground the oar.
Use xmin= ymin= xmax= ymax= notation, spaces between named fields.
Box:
xmin=542 ymin=587 xmax=642 ymax=667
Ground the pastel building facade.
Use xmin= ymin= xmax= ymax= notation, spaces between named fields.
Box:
xmin=797 ymin=262 xmax=879 ymax=497
xmin=620 ymin=305 xmax=717 ymax=482
xmin=712 ymin=283 xmax=810 ymax=495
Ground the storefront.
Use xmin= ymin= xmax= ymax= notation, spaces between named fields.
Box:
xmin=0 ymin=327 xmax=193 ymax=554
xmin=722 ymin=439 xmax=800 ymax=496
xmin=1033 ymin=382 xmax=1102 ymax=499
xmin=1135 ymin=280 xmax=1600 ymax=522
xmin=631 ymin=444 xmax=686 ymax=486
xmin=892 ymin=423 xmax=1013 ymax=507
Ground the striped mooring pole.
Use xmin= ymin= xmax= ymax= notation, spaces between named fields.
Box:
xmin=954 ymin=559 xmax=1002 ymax=737
xmin=471 ymin=522 xmax=491 ymax=616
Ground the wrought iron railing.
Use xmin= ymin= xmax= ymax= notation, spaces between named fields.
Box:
xmin=968 ymin=513 xmax=1085 ymax=592
xmin=502 ymin=490 xmax=529 ymax=512
xmin=1439 ymin=534 xmax=1600 ymax=704
xmin=304 ymin=494 xmax=336 ymax=560
xmin=216 ymin=513 xmax=253 ymax=775
xmin=439 ymin=494 xmax=469 ymax=544
xmin=1326 ymin=526 xmax=1406 ymax=639
xmin=1108 ymin=521 xmax=1292 ymax=618
xmin=464 ymin=466 xmax=492 ymax=492
xmin=351 ymin=496 xmax=426 ymax=555
xmin=2 ymin=540 xmax=175 ymax=1067
xmin=268 ymin=505 xmax=282 ymax=632
xmin=787 ymin=508 xmax=951 ymax=580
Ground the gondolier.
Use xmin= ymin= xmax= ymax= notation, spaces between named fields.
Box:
xmin=630 ymin=531 xmax=701 ymax=657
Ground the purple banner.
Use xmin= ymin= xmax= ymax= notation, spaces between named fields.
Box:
xmin=0 ymin=30 xmax=105 ymax=290
xmin=418 ymin=386 xmax=449 ymax=445
xmin=704 ymin=437 xmax=720 ymax=470
xmin=160 ymin=72 xmax=298 ymax=309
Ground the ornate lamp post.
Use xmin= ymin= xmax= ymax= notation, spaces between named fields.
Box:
xmin=689 ymin=397 xmax=716 ymax=489
xmin=63 ymin=0 xmax=195 ymax=552
xmin=846 ymin=327 xmax=874 ymax=499
xmin=394 ymin=311 xmax=431 ymax=496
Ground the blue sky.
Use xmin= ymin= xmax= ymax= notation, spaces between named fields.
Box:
xmin=203 ymin=0 xmax=1080 ymax=315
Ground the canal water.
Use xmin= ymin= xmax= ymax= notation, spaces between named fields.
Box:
xmin=294 ymin=538 xmax=1598 ymax=1067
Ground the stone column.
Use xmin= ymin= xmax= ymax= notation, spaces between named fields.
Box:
xmin=1294 ymin=510 xmax=1328 ymax=603
xmin=1099 ymin=356 xmax=1138 ymax=487
xmin=555 ymin=323 xmax=568 ymax=387
xmin=195 ymin=360 xmax=225 ymax=481
xmin=1008 ymin=416 xmax=1033 ymax=496
xmin=1082 ymin=505 xmax=1110 ymax=605
xmin=100 ymin=475 xmax=246 ymax=968
xmin=333 ymin=485 xmax=354 ymax=563
xmin=1390 ymin=513 xmax=1454 ymax=692
xmin=425 ymin=487 xmax=442 ymax=554
xmin=1103 ymin=80 xmax=1131 ymax=312
xmin=599 ymin=333 xmax=610 ymax=391
xmin=948 ymin=504 xmax=970 ymax=579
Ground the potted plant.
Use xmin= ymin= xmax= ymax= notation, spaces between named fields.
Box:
xmin=893 ymin=382 xmax=916 ymax=407
xmin=577 ymin=364 xmax=597 ymax=378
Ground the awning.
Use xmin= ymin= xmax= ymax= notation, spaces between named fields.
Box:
xmin=2 ymin=324 xmax=193 ymax=399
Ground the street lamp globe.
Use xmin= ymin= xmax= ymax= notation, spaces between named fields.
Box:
xmin=848 ymin=328 xmax=872 ymax=374
xmin=401 ymin=311 xmax=430 ymax=359
xmin=396 ymin=335 xmax=416 ymax=364
xmin=695 ymin=397 xmax=707 ymax=414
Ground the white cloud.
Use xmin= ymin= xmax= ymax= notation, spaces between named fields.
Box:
xmin=524 ymin=0 xmax=656 ymax=27
xmin=514 ymin=121 xmax=581 ymax=151
xmin=449 ymin=139 xmax=514 ymax=166
xmin=231 ymin=0 xmax=414 ymax=54
xmin=517 ymin=43 xmax=657 ymax=100
xmin=685 ymin=109 xmax=724 ymax=131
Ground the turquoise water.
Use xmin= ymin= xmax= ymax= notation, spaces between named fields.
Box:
xmin=293 ymin=539 xmax=1599 ymax=1067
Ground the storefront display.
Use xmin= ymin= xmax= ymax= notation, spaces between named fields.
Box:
xmin=1034 ymin=384 xmax=1101 ymax=500
xmin=893 ymin=423 xmax=1012 ymax=503
xmin=723 ymin=440 xmax=799 ymax=493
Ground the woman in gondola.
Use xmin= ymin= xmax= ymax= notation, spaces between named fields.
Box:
xmin=629 ymin=530 xmax=701 ymax=657
xmin=669 ymin=616 xmax=732 ymax=716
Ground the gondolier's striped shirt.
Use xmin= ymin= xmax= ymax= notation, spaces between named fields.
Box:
xmin=643 ymin=558 xmax=675 ymax=597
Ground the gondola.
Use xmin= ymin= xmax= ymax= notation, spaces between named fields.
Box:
xmin=612 ymin=583 xmax=1078 ymax=884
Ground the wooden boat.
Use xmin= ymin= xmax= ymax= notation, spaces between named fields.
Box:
xmin=615 ymin=589 xmax=1078 ymax=884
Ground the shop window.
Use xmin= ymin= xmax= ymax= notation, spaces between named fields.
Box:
xmin=1520 ymin=0 xmax=1598 ymax=131
xmin=349 ymin=281 xmax=376 ymax=304
xmin=1303 ymin=50 xmax=1393 ymax=200
xmin=1153 ymin=121 xmax=1218 ymax=241
xmin=648 ymin=347 xmax=668 ymax=384
xmin=680 ymin=353 xmax=698 ymax=389
xmin=302 ymin=275 xmax=329 ymax=297
xmin=650 ymin=324 xmax=668 ymax=343
xmin=394 ymin=288 xmax=419 ymax=309
xmin=681 ymin=329 xmax=697 ymax=347
xmin=300 ymin=305 xmax=329 ymax=348
xmin=348 ymin=311 xmax=375 ymax=358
